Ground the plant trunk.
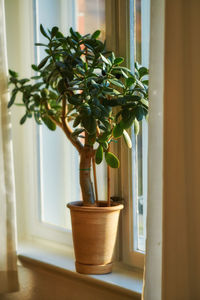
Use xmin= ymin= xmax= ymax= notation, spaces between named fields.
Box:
xmin=80 ymin=144 xmax=96 ymax=206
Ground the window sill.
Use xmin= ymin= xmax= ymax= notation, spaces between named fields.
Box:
xmin=18 ymin=239 xmax=143 ymax=299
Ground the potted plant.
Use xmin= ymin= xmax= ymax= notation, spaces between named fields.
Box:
xmin=8 ymin=25 xmax=149 ymax=274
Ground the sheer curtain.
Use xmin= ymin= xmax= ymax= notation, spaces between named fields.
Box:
xmin=144 ymin=0 xmax=200 ymax=299
xmin=142 ymin=0 xmax=164 ymax=298
xmin=0 ymin=0 xmax=19 ymax=293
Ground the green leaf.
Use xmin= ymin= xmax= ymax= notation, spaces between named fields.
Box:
xmin=51 ymin=26 xmax=59 ymax=37
xmin=19 ymin=79 xmax=30 ymax=85
xmin=99 ymin=119 xmax=111 ymax=131
xmin=33 ymin=82 xmax=44 ymax=90
xmin=84 ymin=42 xmax=94 ymax=51
xmin=113 ymin=123 xmax=123 ymax=139
xmin=68 ymin=96 xmax=82 ymax=105
xmin=27 ymin=112 xmax=32 ymax=118
xmin=126 ymin=77 xmax=135 ymax=87
xmin=140 ymin=98 xmax=149 ymax=108
xmin=142 ymin=80 xmax=149 ymax=85
xmin=113 ymin=66 xmax=132 ymax=73
xmin=41 ymin=88 xmax=49 ymax=98
xmin=38 ymin=56 xmax=49 ymax=69
xmin=49 ymin=91 xmax=58 ymax=100
xmin=95 ymin=145 xmax=103 ymax=164
xmin=92 ymin=30 xmax=101 ymax=39
xmin=55 ymin=31 xmax=64 ymax=38
xmin=124 ymin=95 xmax=141 ymax=102
xmin=136 ymin=78 xmax=145 ymax=89
xmin=105 ymin=152 xmax=120 ymax=168
xmin=103 ymin=86 xmax=114 ymax=92
xmin=76 ymin=65 xmax=85 ymax=76
xmin=57 ymin=79 xmax=66 ymax=94
xmin=135 ymin=106 xmax=145 ymax=121
xmin=31 ymin=75 xmax=41 ymax=80
xmin=109 ymin=79 xmax=124 ymax=88
xmin=82 ymin=116 xmax=96 ymax=134
xmin=34 ymin=111 xmax=42 ymax=124
xmin=111 ymin=52 xmax=115 ymax=63
xmin=100 ymin=53 xmax=109 ymax=64
xmin=35 ymin=43 xmax=48 ymax=47
xmin=15 ymin=103 xmax=25 ymax=107
xmin=72 ymin=128 xmax=84 ymax=137
xmin=33 ymin=94 xmax=41 ymax=106
xmin=42 ymin=116 xmax=56 ymax=131
xmin=91 ymin=79 xmax=99 ymax=89
xmin=9 ymin=69 xmax=18 ymax=78
xmin=114 ymin=57 xmax=124 ymax=65
xmin=102 ymin=141 xmax=108 ymax=150
xmin=20 ymin=114 xmax=27 ymax=125
xmin=84 ymin=62 xmax=88 ymax=71
xmin=121 ymin=70 xmax=128 ymax=78
xmin=91 ymin=106 xmax=101 ymax=118
xmin=135 ymin=61 xmax=140 ymax=70
xmin=70 ymin=27 xmax=79 ymax=41
xmin=98 ymin=131 xmax=111 ymax=143
xmin=56 ymin=61 xmax=66 ymax=69
xmin=8 ymin=89 xmax=17 ymax=108
xmin=79 ymin=103 xmax=91 ymax=117
xmin=123 ymin=130 xmax=132 ymax=148
xmin=40 ymin=24 xmax=49 ymax=39
xmin=139 ymin=66 xmax=148 ymax=78
xmin=9 ymin=77 xmax=18 ymax=85
xmin=134 ymin=119 xmax=140 ymax=135
xmin=73 ymin=115 xmax=81 ymax=128
xmin=120 ymin=117 xmax=134 ymax=129
xmin=31 ymin=64 xmax=39 ymax=71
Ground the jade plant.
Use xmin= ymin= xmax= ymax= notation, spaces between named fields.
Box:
xmin=8 ymin=25 xmax=149 ymax=207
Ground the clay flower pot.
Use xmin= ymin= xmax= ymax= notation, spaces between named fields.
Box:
xmin=67 ymin=201 xmax=124 ymax=274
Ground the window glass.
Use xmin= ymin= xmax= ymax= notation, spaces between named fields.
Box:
xmin=35 ymin=0 xmax=105 ymax=229
xmin=77 ymin=0 xmax=107 ymax=202
xmin=77 ymin=0 xmax=105 ymax=40
xmin=132 ymin=0 xmax=149 ymax=252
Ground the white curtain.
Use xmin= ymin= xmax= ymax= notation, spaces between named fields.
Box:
xmin=142 ymin=0 xmax=165 ymax=298
xmin=144 ymin=0 xmax=200 ymax=299
xmin=0 ymin=0 xmax=19 ymax=293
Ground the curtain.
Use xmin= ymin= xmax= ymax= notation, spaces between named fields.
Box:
xmin=143 ymin=0 xmax=200 ymax=299
xmin=142 ymin=0 xmax=165 ymax=299
xmin=0 ymin=0 xmax=19 ymax=293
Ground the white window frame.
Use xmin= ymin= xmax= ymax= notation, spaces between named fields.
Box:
xmin=6 ymin=0 xmax=74 ymax=247
xmin=31 ymin=0 xmax=77 ymax=246
xmin=106 ymin=0 xmax=150 ymax=269
xmin=6 ymin=0 xmax=149 ymax=270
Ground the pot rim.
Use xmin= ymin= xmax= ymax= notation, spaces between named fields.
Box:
xmin=67 ymin=201 xmax=124 ymax=212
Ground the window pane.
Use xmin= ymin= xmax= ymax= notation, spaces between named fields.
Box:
xmin=135 ymin=0 xmax=141 ymax=64
xmin=132 ymin=0 xmax=150 ymax=252
xmin=77 ymin=0 xmax=105 ymax=40
xmin=77 ymin=0 xmax=107 ymax=202
xmin=35 ymin=0 xmax=106 ymax=229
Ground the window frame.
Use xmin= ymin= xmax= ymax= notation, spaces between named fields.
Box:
xmin=106 ymin=0 xmax=150 ymax=269
xmin=31 ymin=0 xmax=76 ymax=245
xmin=6 ymin=0 xmax=149 ymax=270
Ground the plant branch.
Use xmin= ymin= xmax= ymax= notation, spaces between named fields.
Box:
xmin=107 ymin=162 xmax=111 ymax=206
xmin=92 ymin=155 xmax=98 ymax=204
xmin=45 ymin=102 xmax=63 ymax=128
xmin=107 ymin=124 xmax=111 ymax=206
xmin=61 ymin=97 xmax=83 ymax=153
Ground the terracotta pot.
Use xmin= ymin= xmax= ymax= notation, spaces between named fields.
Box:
xmin=67 ymin=201 xmax=123 ymax=275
